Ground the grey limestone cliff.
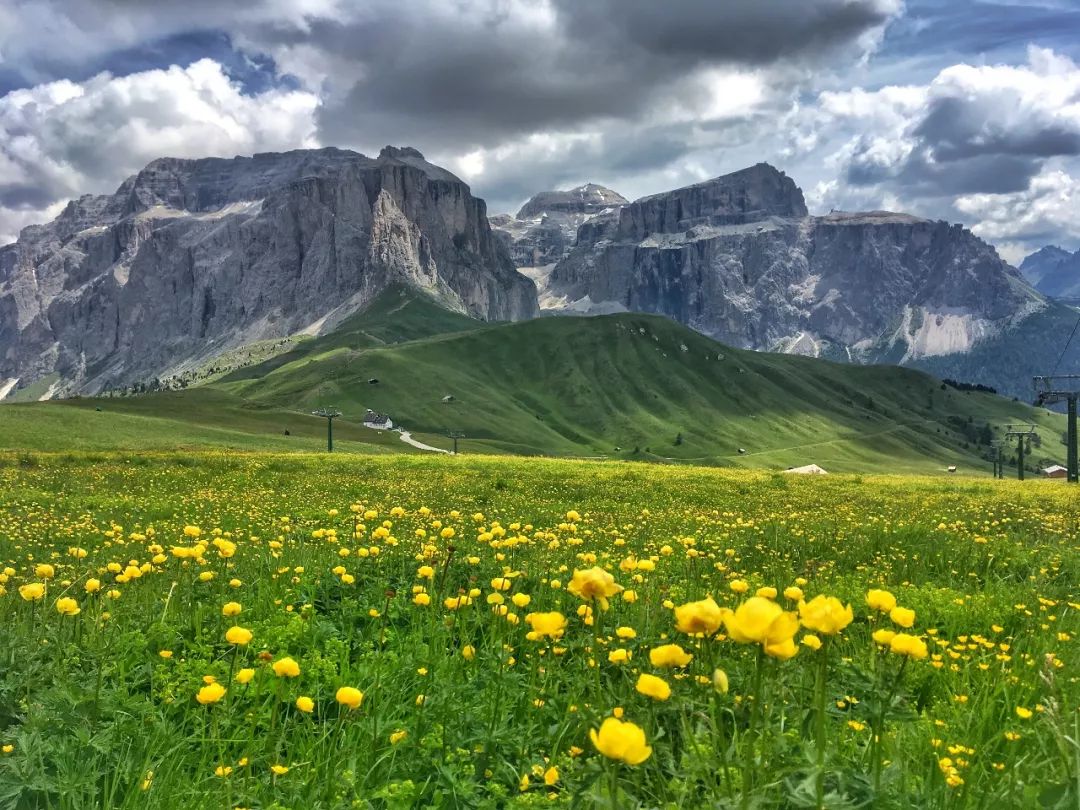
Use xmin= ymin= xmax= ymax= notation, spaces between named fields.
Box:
xmin=490 ymin=183 xmax=628 ymax=268
xmin=0 ymin=146 xmax=537 ymax=397
xmin=545 ymin=164 xmax=1045 ymax=373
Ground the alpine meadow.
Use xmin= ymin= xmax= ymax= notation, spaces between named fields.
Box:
xmin=0 ymin=454 xmax=1078 ymax=809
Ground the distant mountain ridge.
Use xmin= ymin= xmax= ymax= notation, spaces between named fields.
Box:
xmin=1020 ymin=245 xmax=1080 ymax=299
xmin=517 ymin=163 xmax=1076 ymax=398
xmin=490 ymin=183 xmax=628 ymax=268
xmin=3 ymin=147 xmax=1078 ymax=405
xmin=0 ymin=146 xmax=536 ymax=398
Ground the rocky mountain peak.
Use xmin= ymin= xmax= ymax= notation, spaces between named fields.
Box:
xmin=618 ymin=163 xmax=807 ymax=241
xmin=1024 ymin=245 xmax=1071 ymax=263
xmin=379 ymin=145 xmax=426 ymax=160
xmin=0 ymin=146 xmax=536 ymax=398
xmin=1020 ymin=245 xmax=1074 ymax=284
xmin=1021 ymin=244 xmax=1080 ymax=299
xmin=516 ymin=183 xmax=628 ymax=220
xmin=490 ymin=182 xmax=629 ymax=268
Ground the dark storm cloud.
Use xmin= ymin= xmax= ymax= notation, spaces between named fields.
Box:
xmin=310 ymin=15 xmax=646 ymax=148
xmin=552 ymin=0 xmax=895 ymax=65
xmin=0 ymin=182 xmax=57 ymax=209
xmin=312 ymin=0 xmax=898 ymax=152
xmin=915 ymin=96 xmax=1080 ymax=162
xmin=847 ymin=148 xmax=1041 ymax=196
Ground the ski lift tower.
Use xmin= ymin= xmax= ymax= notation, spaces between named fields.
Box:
xmin=989 ymin=439 xmax=1005 ymax=480
xmin=312 ymin=407 xmax=342 ymax=452
xmin=1004 ymin=423 xmax=1037 ymax=481
xmin=447 ymin=430 xmax=465 ymax=455
xmin=1033 ymin=375 xmax=1079 ymax=483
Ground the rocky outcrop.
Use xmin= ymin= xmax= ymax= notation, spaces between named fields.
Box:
xmin=544 ymin=164 xmax=1059 ymax=394
xmin=613 ymin=163 xmax=807 ymax=240
xmin=490 ymin=183 xmax=627 ymax=267
xmin=0 ymin=146 xmax=537 ymax=397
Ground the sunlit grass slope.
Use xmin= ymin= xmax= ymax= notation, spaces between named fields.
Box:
xmin=212 ymin=289 xmax=1066 ymax=474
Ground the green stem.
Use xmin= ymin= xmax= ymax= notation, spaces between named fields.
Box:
xmin=742 ymin=646 xmax=766 ymax=809
xmin=226 ymin=646 xmax=239 ymax=704
xmin=706 ymin=639 xmax=734 ymax=799
xmin=815 ymin=639 xmax=829 ymax=810
xmin=872 ymin=656 xmax=907 ymax=793
xmin=593 ymin=602 xmax=604 ymax=702
xmin=269 ymin=678 xmax=283 ymax=754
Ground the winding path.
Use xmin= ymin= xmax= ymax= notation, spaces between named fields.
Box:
xmin=362 ymin=421 xmax=451 ymax=454
xmin=397 ymin=429 xmax=451 ymax=454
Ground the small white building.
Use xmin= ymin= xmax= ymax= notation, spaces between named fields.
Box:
xmin=783 ymin=464 xmax=828 ymax=475
xmin=362 ymin=409 xmax=393 ymax=430
xmin=1043 ymin=464 xmax=1068 ymax=479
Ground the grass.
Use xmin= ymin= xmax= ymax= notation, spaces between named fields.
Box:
xmin=210 ymin=292 xmax=1070 ymax=474
xmin=0 ymin=391 xmax=412 ymax=454
xmin=3 ymin=287 xmax=1067 ymax=475
xmin=0 ymin=451 xmax=1076 ymax=808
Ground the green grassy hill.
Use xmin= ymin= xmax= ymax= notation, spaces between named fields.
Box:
xmin=2 ymin=286 xmax=1067 ymax=474
xmin=1 ymin=390 xmax=413 ymax=455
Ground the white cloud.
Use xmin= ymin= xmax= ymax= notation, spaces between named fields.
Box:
xmin=786 ymin=46 xmax=1080 ymax=254
xmin=956 ymin=167 xmax=1080 ymax=246
xmin=0 ymin=200 xmax=66 ymax=247
xmin=0 ymin=59 xmax=319 ymax=244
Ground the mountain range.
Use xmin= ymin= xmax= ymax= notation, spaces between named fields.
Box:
xmin=0 ymin=146 xmax=535 ymax=399
xmin=2 ymin=145 xmax=1078 ymax=405
xmin=491 ymin=164 xmax=1080 ymax=400
xmin=5 ymin=284 xmax=1066 ymax=475
xmin=1019 ymin=246 xmax=1080 ymax=300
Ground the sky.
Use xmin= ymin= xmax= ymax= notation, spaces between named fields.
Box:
xmin=1 ymin=0 xmax=1079 ymax=264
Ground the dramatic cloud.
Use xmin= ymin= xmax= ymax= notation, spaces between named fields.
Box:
xmin=0 ymin=0 xmax=1078 ymax=260
xmin=848 ymin=47 xmax=1080 ymax=196
xmin=800 ymin=46 xmax=1080 ymax=254
xmin=0 ymin=59 xmax=318 ymax=243
xmin=0 ymin=0 xmax=901 ymax=237
xmin=956 ymin=169 xmax=1080 ymax=248
xmin=304 ymin=0 xmax=899 ymax=154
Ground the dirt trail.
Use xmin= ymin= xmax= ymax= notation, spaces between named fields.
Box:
xmin=362 ymin=422 xmax=451 ymax=454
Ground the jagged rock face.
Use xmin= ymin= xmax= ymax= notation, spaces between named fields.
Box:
xmin=546 ymin=164 xmax=1044 ymax=367
xmin=0 ymin=146 xmax=537 ymax=397
xmin=1020 ymin=245 xmax=1080 ymax=299
xmin=489 ymin=183 xmax=627 ymax=267
xmin=614 ymin=163 xmax=807 ymax=240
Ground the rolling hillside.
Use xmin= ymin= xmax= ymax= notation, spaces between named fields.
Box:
xmin=3 ymin=287 xmax=1066 ymax=474
xmin=206 ymin=288 xmax=1065 ymax=473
